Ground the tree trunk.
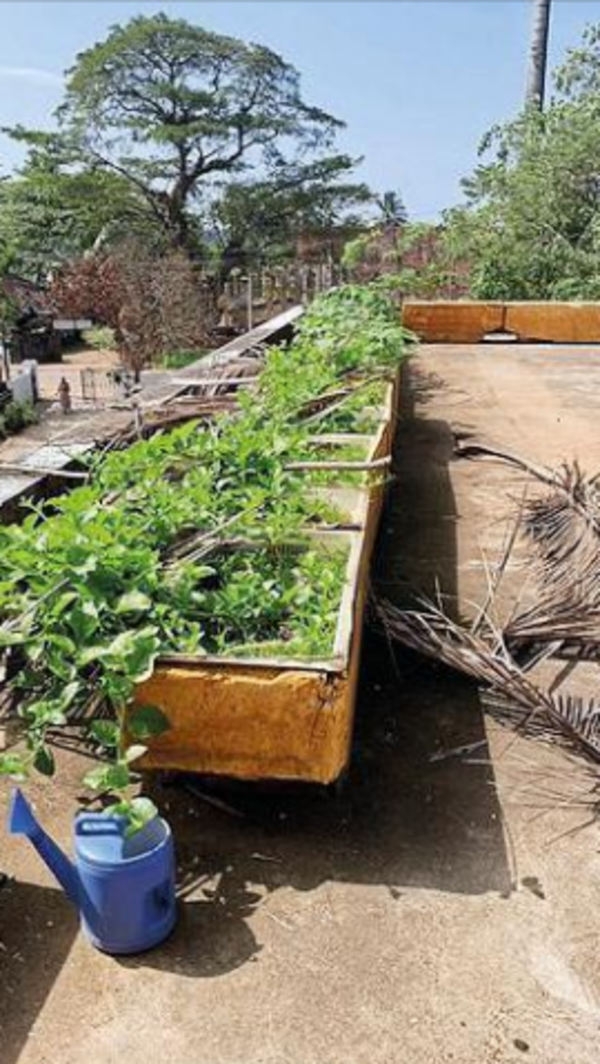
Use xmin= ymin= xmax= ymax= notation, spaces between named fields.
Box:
xmin=525 ymin=0 xmax=552 ymax=109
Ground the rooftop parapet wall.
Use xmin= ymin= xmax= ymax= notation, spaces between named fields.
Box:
xmin=403 ymin=300 xmax=600 ymax=344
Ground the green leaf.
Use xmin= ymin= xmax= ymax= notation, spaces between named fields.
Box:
xmin=191 ymin=565 xmax=216 ymax=582
xmin=0 ymin=753 xmax=29 ymax=780
xmin=83 ymin=760 xmax=130 ymax=793
xmin=101 ymin=673 xmax=135 ymax=711
xmin=83 ymin=764 xmax=110 ymax=791
xmin=105 ymin=627 xmax=160 ymax=684
xmin=51 ymin=591 xmax=79 ymax=617
xmin=103 ymin=795 xmax=158 ymax=836
xmin=22 ymin=699 xmax=67 ymax=729
xmin=61 ymin=681 xmax=81 ymax=710
xmin=0 ymin=628 xmax=26 ymax=648
xmin=129 ymin=796 xmax=158 ymax=822
xmin=89 ymin=720 xmax=120 ymax=749
xmin=128 ymin=704 xmax=170 ymax=740
xmin=116 ymin=591 xmax=152 ymax=614
xmin=125 ymin=796 xmax=158 ymax=836
xmin=103 ymin=800 xmax=130 ymax=818
xmin=78 ymin=644 xmax=110 ymax=666
xmin=33 ymin=745 xmax=55 ymax=777
xmin=68 ymin=600 xmax=100 ymax=644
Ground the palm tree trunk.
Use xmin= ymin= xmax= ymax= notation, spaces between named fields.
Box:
xmin=525 ymin=0 xmax=552 ymax=109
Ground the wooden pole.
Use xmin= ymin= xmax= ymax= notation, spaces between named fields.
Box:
xmin=246 ymin=274 xmax=254 ymax=332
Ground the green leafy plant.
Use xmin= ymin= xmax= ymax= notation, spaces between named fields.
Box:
xmin=84 ymin=704 xmax=170 ymax=834
xmin=161 ymin=349 xmax=209 ymax=370
xmin=0 ymin=400 xmax=37 ymax=440
xmin=82 ymin=326 xmax=116 ymax=351
xmin=0 ymin=284 xmax=412 ymax=822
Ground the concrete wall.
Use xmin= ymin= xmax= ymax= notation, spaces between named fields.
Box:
xmin=9 ymin=361 xmax=38 ymax=404
xmin=403 ymin=301 xmax=600 ymax=344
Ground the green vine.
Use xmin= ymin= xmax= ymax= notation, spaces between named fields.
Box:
xmin=0 ymin=285 xmax=414 ymax=824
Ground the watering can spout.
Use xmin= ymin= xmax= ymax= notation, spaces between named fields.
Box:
xmin=8 ymin=788 xmax=82 ymax=909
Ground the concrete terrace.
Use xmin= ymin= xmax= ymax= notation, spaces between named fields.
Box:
xmin=1 ymin=341 xmax=600 ymax=1064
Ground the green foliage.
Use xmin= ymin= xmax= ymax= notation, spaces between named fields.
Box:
xmin=213 ymin=155 xmax=371 ymax=267
xmin=342 ymin=235 xmax=372 ymax=271
xmin=376 ymin=190 xmax=408 ymax=226
xmin=128 ymin=704 xmax=170 ymax=741
xmin=445 ymin=23 xmax=600 ymax=300
xmin=0 ymin=140 xmax=147 ymax=276
xmin=0 ymin=285 xmax=19 ymax=343
xmin=342 ymin=222 xmax=455 ymax=298
xmin=292 ymin=284 xmax=415 ymax=377
xmin=316 ymin=382 xmax=387 ymax=433
xmin=0 ymin=285 xmax=411 ymax=816
xmin=42 ymin=13 xmax=343 ymax=253
xmin=83 ymin=705 xmax=168 ymax=833
xmin=0 ymin=401 xmax=37 ymax=441
xmin=0 ymin=13 xmax=371 ymax=274
xmin=82 ymin=326 xmax=116 ymax=351
xmin=104 ymin=796 xmax=160 ymax=837
xmin=161 ymin=350 xmax=208 ymax=370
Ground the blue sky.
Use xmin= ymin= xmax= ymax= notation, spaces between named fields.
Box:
xmin=0 ymin=0 xmax=598 ymax=219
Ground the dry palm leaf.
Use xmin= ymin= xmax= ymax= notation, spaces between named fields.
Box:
xmin=456 ymin=443 xmax=600 ymax=655
xmin=375 ymin=596 xmax=600 ymax=766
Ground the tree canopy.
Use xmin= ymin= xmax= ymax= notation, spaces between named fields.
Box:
xmin=1 ymin=13 xmax=374 ymax=273
xmin=53 ymin=13 xmax=344 ymax=251
xmin=441 ymin=22 xmax=600 ymax=300
xmin=212 ymin=154 xmax=371 ymax=268
xmin=0 ymin=133 xmax=149 ymax=278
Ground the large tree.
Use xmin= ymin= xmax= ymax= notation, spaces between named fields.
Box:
xmin=32 ymin=13 xmax=345 ymax=253
xmin=375 ymin=190 xmax=408 ymax=227
xmin=211 ymin=154 xmax=371 ymax=268
xmin=0 ymin=133 xmax=149 ymax=278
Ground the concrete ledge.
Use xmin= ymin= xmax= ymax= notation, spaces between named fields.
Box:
xmin=504 ymin=303 xmax=600 ymax=343
xmin=403 ymin=300 xmax=600 ymax=344
xmin=403 ymin=302 xmax=504 ymax=343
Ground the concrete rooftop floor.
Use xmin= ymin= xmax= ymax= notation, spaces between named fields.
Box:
xmin=2 ymin=343 xmax=600 ymax=1064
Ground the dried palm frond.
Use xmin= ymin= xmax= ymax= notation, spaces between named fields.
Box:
xmin=506 ymin=607 xmax=600 ymax=656
xmin=453 ymin=441 xmax=558 ymax=487
xmin=456 ymin=442 xmax=600 ymax=654
xmin=375 ymin=596 xmax=600 ymax=767
xmin=455 ymin=444 xmax=600 ymax=558
xmin=520 ymin=462 xmax=600 ymax=606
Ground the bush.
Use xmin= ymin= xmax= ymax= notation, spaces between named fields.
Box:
xmin=82 ymin=326 xmax=116 ymax=351
xmin=1 ymin=401 xmax=37 ymax=437
xmin=161 ymin=349 xmax=208 ymax=370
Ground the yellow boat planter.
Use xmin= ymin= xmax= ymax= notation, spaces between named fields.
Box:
xmin=130 ymin=377 xmax=398 ymax=784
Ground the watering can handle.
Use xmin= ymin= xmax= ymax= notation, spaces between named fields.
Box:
xmin=76 ymin=815 xmax=127 ymax=837
xmin=152 ymin=882 xmax=172 ymax=913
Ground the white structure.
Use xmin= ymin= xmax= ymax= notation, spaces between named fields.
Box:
xmin=8 ymin=360 xmax=38 ymax=405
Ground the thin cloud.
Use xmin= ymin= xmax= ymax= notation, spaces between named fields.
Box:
xmin=0 ymin=66 xmax=62 ymax=87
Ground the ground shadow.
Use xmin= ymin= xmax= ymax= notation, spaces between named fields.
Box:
xmin=130 ymin=359 xmax=513 ymax=979
xmin=119 ymin=856 xmax=262 ymax=978
xmin=0 ymin=877 xmax=78 ymax=1064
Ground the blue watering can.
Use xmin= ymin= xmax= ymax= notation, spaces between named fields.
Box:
xmin=8 ymin=788 xmax=177 ymax=955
